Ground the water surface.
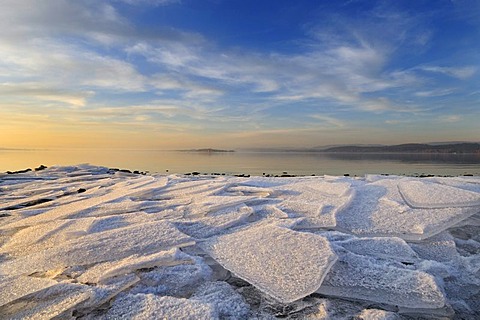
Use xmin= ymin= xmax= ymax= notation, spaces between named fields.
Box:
xmin=1 ymin=149 xmax=479 ymax=176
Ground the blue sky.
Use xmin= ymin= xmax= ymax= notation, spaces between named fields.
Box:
xmin=1 ymin=0 xmax=479 ymax=149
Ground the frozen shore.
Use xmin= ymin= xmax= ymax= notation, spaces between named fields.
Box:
xmin=0 ymin=165 xmax=479 ymax=319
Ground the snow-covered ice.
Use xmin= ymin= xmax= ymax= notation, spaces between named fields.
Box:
xmin=0 ymin=165 xmax=479 ymax=318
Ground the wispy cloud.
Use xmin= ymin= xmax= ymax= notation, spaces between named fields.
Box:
xmin=437 ymin=115 xmax=462 ymax=123
xmin=415 ymin=88 xmax=456 ymax=97
xmin=309 ymin=115 xmax=346 ymax=127
xmin=419 ymin=66 xmax=477 ymax=79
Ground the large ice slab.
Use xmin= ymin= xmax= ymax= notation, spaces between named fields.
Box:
xmin=174 ymin=205 xmax=253 ymax=239
xmin=191 ymin=281 xmax=251 ymax=319
xmin=0 ymin=221 xmax=194 ymax=276
xmin=199 ymin=223 xmax=338 ymax=303
xmin=0 ymin=276 xmax=57 ymax=307
xmin=77 ymin=248 xmax=193 ymax=284
xmin=103 ymin=293 xmax=217 ymax=319
xmin=3 ymin=175 xmax=166 ymax=228
xmin=316 ymin=251 xmax=446 ymax=309
xmin=398 ymin=180 xmax=480 ymax=208
xmin=129 ymin=256 xmax=213 ymax=298
xmin=325 ymin=233 xmax=419 ymax=263
xmin=274 ymin=179 xmax=354 ymax=228
xmin=0 ymin=283 xmax=92 ymax=320
xmin=336 ymin=178 xmax=480 ymax=240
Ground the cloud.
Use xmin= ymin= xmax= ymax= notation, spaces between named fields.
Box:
xmin=438 ymin=115 xmax=462 ymax=123
xmin=420 ymin=66 xmax=477 ymax=79
xmin=117 ymin=0 xmax=179 ymax=5
xmin=309 ymin=115 xmax=346 ymax=127
xmin=415 ymin=88 xmax=456 ymax=97
xmin=0 ymin=82 xmax=94 ymax=107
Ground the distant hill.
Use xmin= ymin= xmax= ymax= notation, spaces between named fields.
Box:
xmin=179 ymin=148 xmax=235 ymax=153
xmin=322 ymin=143 xmax=480 ymax=154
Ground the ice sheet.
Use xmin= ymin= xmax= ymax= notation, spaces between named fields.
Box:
xmin=409 ymin=232 xmax=459 ymax=262
xmin=0 ymin=276 xmax=58 ymax=307
xmin=336 ymin=178 xmax=479 ymax=240
xmin=191 ymin=281 xmax=251 ymax=319
xmin=77 ymin=274 xmax=140 ymax=314
xmin=2 ymin=167 xmax=480 ymax=318
xmin=174 ymin=205 xmax=253 ymax=238
xmin=0 ymin=283 xmax=92 ymax=320
xmin=273 ymin=180 xmax=354 ymax=228
xmin=0 ymin=221 xmax=194 ymax=276
xmin=103 ymin=293 xmax=217 ymax=319
xmin=398 ymin=180 xmax=480 ymax=208
xmin=331 ymin=235 xmax=419 ymax=263
xmin=3 ymin=175 xmax=166 ymax=228
xmin=199 ymin=223 xmax=338 ymax=303
xmin=317 ymin=251 xmax=446 ymax=309
xmin=77 ymin=248 xmax=193 ymax=284
xmin=129 ymin=256 xmax=213 ymax=298
xmin=355 ymin=309 xmax=401 ymax=320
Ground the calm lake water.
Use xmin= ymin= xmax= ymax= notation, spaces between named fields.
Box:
xmin=1 ymin=149 xmax=479 ymax=176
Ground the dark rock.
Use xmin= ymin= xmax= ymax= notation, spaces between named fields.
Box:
xmin=77 ymin=188 xmax=87 ymax=193
xmin=234 ymin=174 xmax=250 ymax=178
xmin=6 ymin=168 xmax=32 ymax=174
xmin=192 ymin=172 xmax=200 ymax=176
xmin=0 ymin=213 xmax=11 ymax=218
xmin=133 ymin=170 xmax=140 ymax=174
xmin=35 ymin=165 xmax=48 ymax=171
xmin=343 ymin=173 xmax=350 ymax=177
xmin=119 ymin=169 xmax=132 ymax=174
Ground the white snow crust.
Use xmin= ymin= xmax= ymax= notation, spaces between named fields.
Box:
xmin=0 ymin=165 xmax=479 ymax=319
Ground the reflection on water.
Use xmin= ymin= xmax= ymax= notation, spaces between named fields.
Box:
xmin=1 ymin=149 xmax=479 ymax=176
xmin=323 ymin=152 xmax=480 ymax=164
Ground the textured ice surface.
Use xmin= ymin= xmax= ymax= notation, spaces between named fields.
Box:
xmin=191 ymin=281 xmax=251 ymax=319
xmin=409 ymin=232 xmax=459 ymax=262
xmin=174 ymin=204 xmax=253 ymax=238
xmin=2 ymin=167 xmax=479 ymax=319
xmin=336 ymin=178 xmax=480 ymax=240
xmin=199 ymin=223 xmax=338 ymax=303
xmin=274 ymin=179 xmax=353 ymax=227
xmin=355 ymin=308 xmax=401 ymax=320
xmin=77 ymin=274 xmax=140 ymax=314
xmin=0 ymin=276 xmax=57 ymax=307
xmin=329 ymin=234 xmax=419 ymax=263
xmin=399 ymin=180 xmax=480 ymax=208
xmin=103 ymin=293 xmax=217 ymax=319
xmin=130 ymin=256 xmax=213 ymax=297
xmin=3 ymin=175 xmax=166 ymax=228
xmin=0 ymin=283 xmax=92 ymax=320
xmin=0 ymin=221 xmax=194 ymax=276
xmin=77 ymin=248 xmax=193 ymax=284
xmin=317 ymin=251 xmax=446 ymax=309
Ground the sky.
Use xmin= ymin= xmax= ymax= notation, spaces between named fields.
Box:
xmin=1 ymin=0 xmax=479 ymax=150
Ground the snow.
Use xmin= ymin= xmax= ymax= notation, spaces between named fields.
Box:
xmin=0 ymin=165 xmax=479 ymax=318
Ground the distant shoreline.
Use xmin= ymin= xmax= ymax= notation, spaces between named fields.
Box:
xmin=177 ymin=148 xmax=235 ymax=153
